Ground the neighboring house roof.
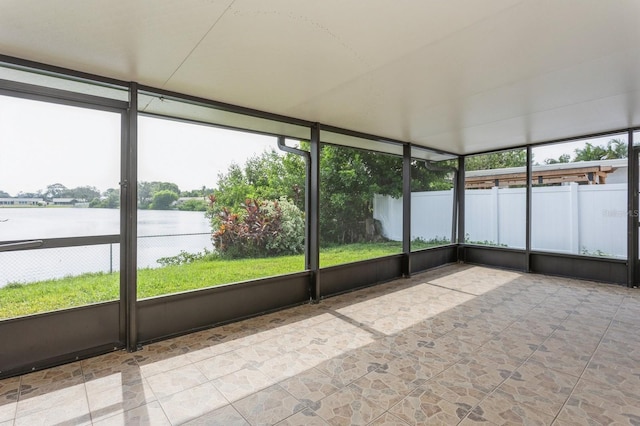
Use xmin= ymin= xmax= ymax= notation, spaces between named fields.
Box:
xmin=465 ymin=159 xmax=627 ymax=189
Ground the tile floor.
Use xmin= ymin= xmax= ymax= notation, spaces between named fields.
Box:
xmin=1 ymin=264 xmax=639 ymax=425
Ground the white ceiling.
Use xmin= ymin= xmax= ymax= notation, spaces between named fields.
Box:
xmin=1 ymin=0 xmax=639 ymax=154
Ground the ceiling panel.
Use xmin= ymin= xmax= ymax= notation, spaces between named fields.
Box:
xmin=0 ymin=0 xmax=234 ymax=87
xmin=0 ymin=0 xmax=639 ymax=154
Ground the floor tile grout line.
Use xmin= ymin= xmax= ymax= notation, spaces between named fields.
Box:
xmin=549 ymin=299 xmax=624 ymax=424
xmin=455 ymin=288 xmax=573 ymax=423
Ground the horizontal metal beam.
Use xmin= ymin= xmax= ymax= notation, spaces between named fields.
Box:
xmin=0 ymin=235 xmax=119 ymax=251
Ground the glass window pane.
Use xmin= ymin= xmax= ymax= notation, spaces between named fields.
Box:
xmin=531 ymin=134 xmax=628 ymax=258
xmin=464 ymin=149 xmax=527 ymax=248
xmin=0 ymin=95 xmax=121 ymax=318
xmin=410 ymin=156 xmax=457 ymax=251
xmin=0 ymin=63 xmax=128 ymax=101
xmin=320 ymin=142 xmax=403 ymax=267
xmin=137 ymin=115 xmax=306 ymax=299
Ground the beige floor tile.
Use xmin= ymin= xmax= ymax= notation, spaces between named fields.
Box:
xmin=471 ymin=390 xmax=554 ymax=425
xmin=194 ymin=349 xmax=256 ymax=380
xmin=367 ymin=412 xmax=411 ymax=425
xmin=212 ymin=367 xmax=275 ymax=402
xmin=527 ymin=337 xmax=595 ymax=378
xmin=494 ymin=360 xmax=578 ymax=417
xmin=582 ymin=353 xmax=640 ymax=399
xmin=349 ymin=370 xmax=416 ymax=411
xmin=276 ymin=408 xmax=329 ymax=425
xmin=426 ymin=354 xmax=517 ymax=405
xmin=233 ymin=384 xmax=302 ymax=425
xmin=258 ymin=351 xmax=314 ymax=381
xmin=19 ymin=362 xmax=83 ymax=390
xmin=314 ymin=385 xmax=385 ymax=426
xmin=16 ymin=380 xmax=87 ymax=418
xmin=145 ymin=363 xmax=207 ymax=399
xmin=388 ymin=388 xmax=471 ymax=425
xmin=316 ymin=353 xmax=381 ymax=387
xmin=3 ymin=265 xmax=638 ymax=426
xmin=86 ymin=377 xmax=156 ymax=422
xmin=159 ymin=382 xmax=229 ymax=424
xmin=554 ymin=378 xmax=640 ymax=425
xmin=183 ymin=403 xmax=249 ymax=426
xmin=14 ymin=392 xmax=91 ymax=426
xmin=134 ymin=348 xmax=192 ymax=378
xmin=278 ymin=367 xmax=342 ymax=405
xmin=0 ymin=376 xmax=19 ymax=423
xmin=93 ymin=400 xmax=171 ymax=426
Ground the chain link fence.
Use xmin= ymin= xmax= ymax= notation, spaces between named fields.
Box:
xmin=0 ymin=232 xmax=212 ymax=287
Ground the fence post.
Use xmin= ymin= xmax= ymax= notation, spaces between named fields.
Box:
xmin=492 ymin=187 xmax=500 ymax=245
xmin=569 ymin=183 xmax=580 ymax=254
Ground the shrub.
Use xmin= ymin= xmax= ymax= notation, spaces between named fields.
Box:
xmin=210 ymin=197 xmax=304 ymax=259
xmin=264 ymin=198 xmax=305 ymax=255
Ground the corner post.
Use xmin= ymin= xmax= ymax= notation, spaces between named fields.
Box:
xmin=402 ymin=144 xmax=411 ymax=277
xmin=309 ymin=124 xmax=321 ymax=301
xmin=456 ymin=156 xmax=466 ymax=262
xmin=124 ymin=82 xmax=138 ymax=351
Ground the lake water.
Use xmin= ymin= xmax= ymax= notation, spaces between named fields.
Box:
xmin=0 ymin=208 xmax=212 ymax=286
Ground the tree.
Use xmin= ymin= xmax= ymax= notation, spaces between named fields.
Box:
xmin=138 ymin=181 xmax=181 ymax=208
xmin=214 ymin=150 xmax=305 ymax=212
xmin=410 ymin=160 xmax=456 ymax=192
xmin=90 ymin=188 xmax=120 ymax=209
xmin=465 ymin=150 xmax=527 ymax=171
xmin=573 ymin=138 xmax=627 ymax=161
xmin=66 ymin=186 xmax=100 ymax=201
xmin=544 ymin=153 xmax=570 ymax=164
xmin=177 ymin=199 xmax=207 ymax=211
xmin=209 ymin=144 xmax=451 ymax=246
xmin=44 ymin=183 xmax=68 ymax=200
xmin=150 ymin=190 xmax=178 ymax=210
xmin=0 ymin=190 xmax=9 ymax=198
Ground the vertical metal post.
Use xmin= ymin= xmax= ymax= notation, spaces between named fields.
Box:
xmin=309 ymin=124 xmax=321 ymax=301
xmin=456 ymin=156 xmax=466 ymax=262
xmin=526 ymin=145 xmax=532 ymax=272
xmin=402 ymin=144 xmax=411 ymax=277
xmin=123 ymin=82 xmax=138 ymax=350
xmin=627 ymin=130 xmax=637 ymax=288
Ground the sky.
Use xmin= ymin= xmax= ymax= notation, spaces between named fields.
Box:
xmin=0 ymin=95 xmax=277 ymax=196
xmin=0 ymin=94 xmax=633 ymax=197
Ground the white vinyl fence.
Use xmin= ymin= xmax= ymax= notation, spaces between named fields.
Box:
xmin=374 ymin=183 xmax=628 ymax=258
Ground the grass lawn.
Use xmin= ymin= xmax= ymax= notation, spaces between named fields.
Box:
xmin=0 ymin=241 xmax=443 ymax=319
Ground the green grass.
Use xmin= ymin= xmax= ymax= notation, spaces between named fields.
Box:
xmin=0 ymin=241 xmax=446 ymax=319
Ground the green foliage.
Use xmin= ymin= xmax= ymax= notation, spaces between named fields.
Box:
xmin=180 ymin=186 xmax=214 ymax=198
xmin=580 ymin=247 xmax=612 ymax=257
xmin=542 ymin=138 xmax=627 ymax=164
xmin=0 ymin=241 xmax=456 ymax=318
xmin=89 ymin=187 xmax=120 ymax=209
xmin=464 ymin=233 xmax=507 ymax=247
xmin=150 ymin=190 xmax=179 ymax=210
xmin=263 ymin=198 xmax=305 ymax=255
xmin=411 ymin=236 xmax=451 ymax=249
xmin=211 ymin=198 xmax=304 ymax=259
xmin=466 ymin=150 xmax=527 ymax=171
xmin=138 ymin=181 xmax=181 ymax=208
xmin=214 ymin=150 xmax=305 ymax=211
xmin=544 ymin=153 xmax=571 ymax=164
xmin=43 ymin=183 xmax=67 ymax=200
xmin=177 ymin=199 xmax=207 ymax=211
xmin=319 ymin=145 xmax=404 ymax=244
xmin=573 ymin=138 xmax=627 ymax=162
xmin=157 ymin=248 xmax=215 ymax=266
xmin=410 ymin=160 xmax=456 ymax=191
